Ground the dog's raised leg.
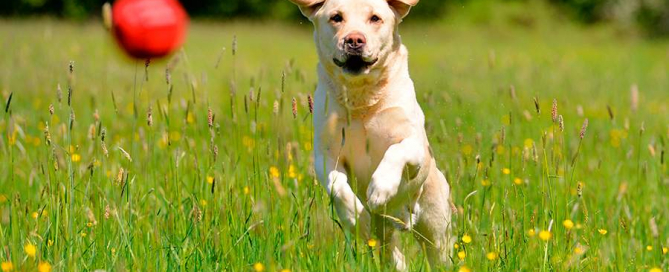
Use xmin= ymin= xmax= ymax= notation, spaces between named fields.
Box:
xmin=366 ymin=133 xmax=428 ymax=213
xmin=315 ymin=152 xmax=371 ymax=238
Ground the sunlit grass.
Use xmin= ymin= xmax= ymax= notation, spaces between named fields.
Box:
xmin=0 ymin=11 xmax=667 ymax=272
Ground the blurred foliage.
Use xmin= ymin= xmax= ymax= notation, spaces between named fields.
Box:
xmin=0 ymin=0 xmax=668 ymax=37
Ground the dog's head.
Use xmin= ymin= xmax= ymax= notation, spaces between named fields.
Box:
xmin=290 ymin=0 xmax=418 ymax=76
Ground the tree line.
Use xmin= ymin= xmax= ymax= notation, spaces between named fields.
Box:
xmin=1 ymin=0 xmax=667 ymax=37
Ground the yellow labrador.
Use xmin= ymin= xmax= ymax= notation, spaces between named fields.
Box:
xmin=288 ymin=0 xmax=453 ymax=269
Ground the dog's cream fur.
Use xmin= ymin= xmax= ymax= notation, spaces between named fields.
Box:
xmin=289 ymin=0 xmax=454 ymax=269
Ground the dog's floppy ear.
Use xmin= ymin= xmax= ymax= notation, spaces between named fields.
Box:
xmin=288 ymin=0 xmax=326 ymax=19
xmin=387 ymin=0 xmax=418 ymax=19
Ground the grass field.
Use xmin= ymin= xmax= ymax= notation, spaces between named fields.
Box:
xmin=0 ymin=4 xmax=668 ymax=271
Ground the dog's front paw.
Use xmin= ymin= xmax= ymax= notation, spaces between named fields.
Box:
xmin=366 ymin=171 xmax=401 ymax=212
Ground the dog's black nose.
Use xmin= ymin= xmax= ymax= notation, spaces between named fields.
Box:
xmin=344 ymin=32 xmax=366 ymax=51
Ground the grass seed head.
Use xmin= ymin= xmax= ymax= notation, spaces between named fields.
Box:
xmin=580 ymin=119 xmax=588 ymax=139
xmin=44 ymin=123 xmax=51 ymax=146
xmin=307 ymin=95 xmax=313 ymax=114
xmin=558 ymin=115 xmax=564 ymax=131
xmin=630 ymin=84 xmax=638 ymax=112
xmin=292 ymin=97 xmax=297 ymax=119
xmin=147 ymin=106 xmax=153 ymax=127
xmin=207 ymin=107 xmax=213 ymax=128
xmin=551 ymin=99 xmax=558 ymax=122
xmin=533 ymin=97 xmax=540 ymax=114
xmin=56 ymin=84 xmax=62 ymax=104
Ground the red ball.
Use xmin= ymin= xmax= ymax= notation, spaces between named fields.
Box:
xmin=112 ymin=0 xmax=188 ymax=59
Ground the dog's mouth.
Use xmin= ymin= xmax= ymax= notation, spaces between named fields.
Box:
xmin=333 ymin=55 xmax=378 ymax=75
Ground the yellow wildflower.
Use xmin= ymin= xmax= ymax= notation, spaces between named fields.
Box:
xmin=367 ymin=239 xmax=377 ymax=247
xmin=663 ymin=247 xmax=668 ymax=254
xmin=458 ymin=266 xmax=471 ymax=272
xmin=481 ymin=179 xmax=491 ymax=186
xmin=513 ymin=178 xmax=523 ymax=185
xmin=71 ymin=153 xmax=81 ymax=162
xmin=454 ymin=243 xmax=459 ymax=249
xmin=206 ymin=176 xmax=214 ymax=184
xmin=528 ymin=229 xmax=536 ymax=237
xmin=461 ymin=144 xmax=473 ymax=155
xmin=574 ymin=246 xmax=584 ymax=255
xmin=32 ymin=212 xmax=39 ymax=219
xmin=280 ymin=269 xmax=291 ymax=272
xmin=243 ymin=186 xmax=250 ymax=195
xmin=563 ymin=219 xmax=574 ymax=230
xmin=269 ymin=166 xmax=280 ymax=179
xmin=646 ymin=245 xmax=653 ymax=251
xmin=457 ymin=250 xmax=466 ymax=260
xmin=462 ymin=234 xmax=472 ymax=244
xmin=37 ymin=262 xmax=51 ymax=272
xmin=649 ymin=268 xmax=661 ymax=272
xmin=598 ymin=229 xmax=608 ymax=235
xmin=200 ymin=200 xmax=207 ymax=207
xmin=523 ymin=138 xmax=534 ymax=148
xmin=24 ymin=243 xmax=36 ymax=258
xmin=253 ymin=262 xmax=265 ymax=272
xmin=486 ymin=251 xmax=498 ymax=261
xmin=288 ymin=165 xmax=297 ymax=178
xmin=80 ymin=232 xmax=87 ymax=238
xmin=539 ymin=230 xmax=552 ymax=241
xmin=502 ymin=168 xmax=511 ymax=175
xmin=0 ymin=194 xmax=6 ymax=203
xmin=1 ymin=262 xmax=13 ymax=272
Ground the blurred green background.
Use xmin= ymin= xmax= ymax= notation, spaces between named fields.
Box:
xmin=1 ymin=0 xmax=669 ymax=37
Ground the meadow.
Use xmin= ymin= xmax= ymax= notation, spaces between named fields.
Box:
xmin=0 ymin=3 xmax=668 ymax=271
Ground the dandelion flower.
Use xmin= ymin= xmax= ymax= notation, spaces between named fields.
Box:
xmin=1 ymin=262 xmax=13 ymax=272
xmin=563 ymin=219 xmax=574 ymax=230
xmin=646 ymin=245 xmax=653 ymax=251
xmin=539 ymin=230 xmax=552 ymax=241
xmin=288 ymin=165 xmax=297 ymax=178
xmin=253 ymin=262 xmax=265 ymax=272
xmin=24 ymin=243 xmax=36 ymax=258
xmin=598 ymin=229 xmax=608 ymax=235
xmin=481 ymin=179 xmax=491 ymax=186
xmin=462 ymin=234 xmax=472 ymax=244
xmin=367 ymin=239 xmax=377 ymax=247
xmin=513 ymin=178 xmax=523 ymax=185
xmin=486 ymin=251 xmax=498 ymax=261
xmin=574 ymin=246 xmax=584 ymax=255
xmin=269 ymin=166 xmax=280 ymax=179
xmin=71 ymin=153 xmax=81 ymax=162
xmin=243 ymin=186 xmax=250 ymax=195
xmin=37 ymin=262 xmax=51 ymax=272
xmin=528 ymin=229 xmax=536 ymax=237
xmin=454 ymin=243 xmax=459 ymax=249
xmin=663 ymin=247 xmax=668 ymax=254
xmin=206 ymin=176 xmax=214 ymax=184
xmin=280 ymin=269 xmax=291 ymax=272
xmin=649 ymin=268 xmax=661 ymax=272
xmin=502 ymin=168 xmax=511 ymax=175
xmin=458 ymin=266 xmax=471 ymax=272
xmin=457 ymin=250 xmax=466 ymax=260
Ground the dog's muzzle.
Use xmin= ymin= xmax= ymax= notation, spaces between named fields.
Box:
xmin=333 ymin=54 xmax=378 ymax=75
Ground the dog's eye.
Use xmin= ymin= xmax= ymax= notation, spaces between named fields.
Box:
xmin=330 ymin=14 xmax=343 ymax=23
xmin=370 ymin=15 xmax=381 ymax=23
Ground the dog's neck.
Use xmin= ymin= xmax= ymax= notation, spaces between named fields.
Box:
xmin=319 ymin=45 xmax=409 ymax=113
